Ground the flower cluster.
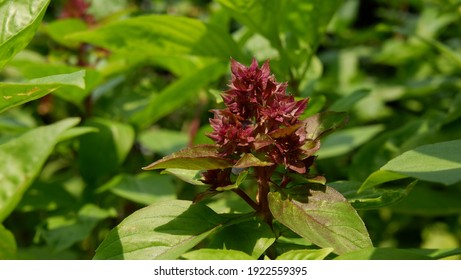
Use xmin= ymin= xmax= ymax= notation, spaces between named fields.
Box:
xmin=207 ymin=58 xmax=317 ymax=177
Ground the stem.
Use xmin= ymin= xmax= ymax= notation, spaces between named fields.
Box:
xmin=255 ymin=167 xmax=273 ymax=226
xmin=233 ymin=188 xmax=259 ymax=212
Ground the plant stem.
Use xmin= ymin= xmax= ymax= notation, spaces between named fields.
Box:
xmin=233 ymin=188 xmax=259 ymax=212
xmin=255 ymin=167 xmax=273 ymax=226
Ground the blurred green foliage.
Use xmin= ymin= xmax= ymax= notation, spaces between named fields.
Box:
xmin=0 ymin=0 xmax=460 ymax=259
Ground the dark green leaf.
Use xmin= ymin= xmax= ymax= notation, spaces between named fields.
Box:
xmin=67 ymin=15 xmax=241 ymax=59
xmin=334 ymin=247 xmax=433 ymax=260
xmin=329 ymin=89 xmax=371 ymax=112
xmin=131 ymin=61 xmax=227 ymax=128
xmin=42 ymin=204 xmax=116 ymax=252
xmin=268 ymin=187 xmax=372 ymax=255
xmin=78 ymin=118 xmax=134 ymax=183
xmin=143 ymin=145 xmax=234 ymax=171
xmin=0 ymin=224 xmax=17 ymax=259
xmin=406 ymin=248 xmax=461 ymax=260
xmin=317 ymin=125 xmax=384 ymax=159
xmin=0 ymin=70 xmax=86 ymax=113
xmin=93 ymin=200 xmax=225 ymax=260
xmin=303 ymin=111 xmax=349 ymax=140
xmin=0 ymin=0 xmax=50 ymax=69
xmin=182 ymin=249 xmax=254 ymax=260
xmin=97 ymin=173 xmax=176 ymax=205
xmin=0 ymin=118 xmax=79 ymax=222
xmin=392 ymin=183 xmax=461 ymax=216
xmin=207 ymin=216 xmax=275 ymax=258
xmin=330 ymin=180 xmax=415 ymax=210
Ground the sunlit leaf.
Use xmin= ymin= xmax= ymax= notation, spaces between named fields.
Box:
xmin=0 ymin=0 xmax=50 ymax=69
xmin=268 ymin=188 xmax=372 ymax=255
xmin=359 ymin=139 xmax=461 ymax=192
xmin=0 ymin=118 xmax=80 ymax=222
xmin=93 ymin=200 xmax=225 ymax=260
xmin=0 ymin=224 xmax=17 ymax=259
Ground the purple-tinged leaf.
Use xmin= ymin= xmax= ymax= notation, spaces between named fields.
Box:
xmin=234 ymin=153 xmax=274 ymax=169
xmin=268 ymin=187 xmax=372 ymax=255
xmin=142 ymin=145 xmax=234 ymax=171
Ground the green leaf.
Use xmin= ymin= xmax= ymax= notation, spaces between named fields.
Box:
xmin=392 ymin=183 xmax=461 ymax=216
xmin=97 ymin=173 xmax=176 ymax=205
xmin=0 ymin=70 xmax=86 ymax=113
xmin=143 ymin=145 xmax=234 ymax=171
xmin=316 ymin=125 xmax=384 ymax=159
xmin=207 ymin=216 xmax=275 ymax=258
xmin=334 ymin=247 xmax=433 ymax=260
xmin=44 ymin=18 xmax=88 ymax=48
xmin=138 ymin=128 xmax=188 ymax=156
xmin=0 ymin=0 xmax=50 ymax=69
xmin=57 ymin=126 xmax=98 ymax=142
xmin=359 ymin=139 xmax=461 ymax=192
xmin=131 ymin=61 xmax=227 ymax=128
xmin=78 ymin=118 xmax=134 ymax=183
xmin=359 ymin=170 xmax=410 ymax=193
xmin=381 ymin=139 xmax=461 ymax=185
xmin=276 ymin=248 xmax=333 ymax=260
xmin=406 ymin=248 xmax=461 ymax=260
xmin=161 ymin=169 xmax=206 ymax=186
xmin=329 ymin=89 xmax=371 ymax=112
xmin=0 ymin=118 xmax=80 ymax=222
xmin=303 ymin=111 xmax=349 ymax=140
xmin=7 ymin=61 xmax=100 ymax=105
xmin=93 ymin=200 xmax=225 ymax=260
xmin=67 ymin=14 xmax=241 ymax=59
xmin=215 ymin=0 xmax=282 ymax=47
xmin=234 ymin=153 xmax=274 ymax=169
xmin=0 ymin=224 xmax=17 ymax=260
xmin=42 ymin=204 xmax=116 ymax=252
xmin=182 ymin=249 xmax=254 ymax=260
xmin=330 ymin=180 xmax=415 ymax=210
xmin=268 ymin=187 xmax=373 ymax=255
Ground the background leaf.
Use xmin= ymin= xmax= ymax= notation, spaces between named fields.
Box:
xmin=268 ymin=188 xmax=372 ymax=255
xmin=93 ymin=200 xmax=225 ymax=260
xmin=97 ymin=173 xmax=176 ymax=205
xmin=0 ymin=118 xmax=80 ymax=222
xmin=0 ymin=0 xmax=50 ymax=69
xmin=68 ymin=14 xmax=241 ymax=59
xmin=0 ymin=70 xmax=86 ymax=113
xmin=78 ymin=118 xmax=134 ymax=184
